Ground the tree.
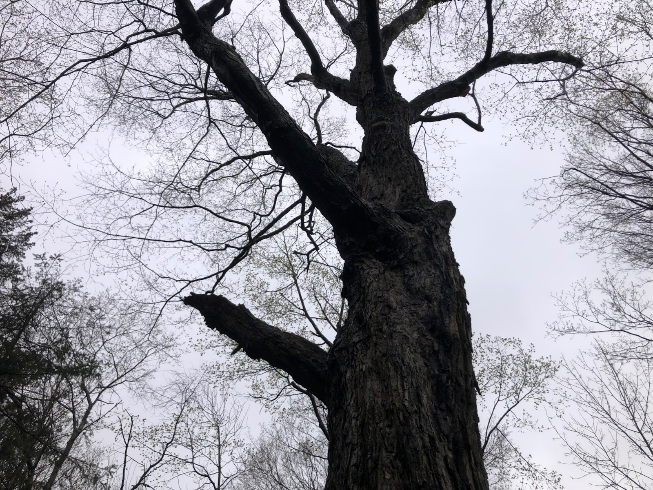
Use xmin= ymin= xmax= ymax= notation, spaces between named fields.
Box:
xmin=547 ymin=274 xmax=653 ymax=488
xmin=0 ymin=188 xmax=175 ymax=490
xmin=532 ymin=0 xmax=653 ymax=269
xmin=235 ymin=409 xmax=328 ymax=490
xmin=551 ymin=274 xmax=653 ymax=360
xmin=233 ymin=334 xmax=564 ymax=490
xmin=0 ymin=276 xmax=176 ymax=490
xmin=557 ymin=344 xmax=653 ymax=490
xmin=527 ymin=4 xmax=653 ymax=485
xmin=1 ymin=1 xmax=589 ymax=488
xmin=38 ymin=292 xmax=175 ymax=490
xmin=107 ymin=372 xmax=247 ymax=490
xmin=474 ymin=335 xmax=562 ymax=490
xmin=549 ymin=276 xmax=653 ymax=489
xmin=0 ymin=188 xmax=95 ymax=490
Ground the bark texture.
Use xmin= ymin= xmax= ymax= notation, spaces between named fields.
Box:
xmin=186 ymin=92 xmax=487 ymax=489
xmin=328 ymin=207 xmax=483 ymax=490
xmin=324 ymin=93 xmax=485 ymax=489
xmin=183 ymin=294 xmax=329 ymax=403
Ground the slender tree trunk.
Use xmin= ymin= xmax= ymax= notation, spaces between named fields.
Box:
xmin=325 ymin=93 xmax=487 ymax=489
xmin=42 ymin=391 xmax=95 ymax=490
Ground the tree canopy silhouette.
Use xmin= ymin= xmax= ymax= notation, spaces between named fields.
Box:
xmin=0 ymin=1 xmax=589 ymax=488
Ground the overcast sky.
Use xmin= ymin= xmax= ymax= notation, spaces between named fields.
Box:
xmin=445 ymin=120 xmax=604 ymax=488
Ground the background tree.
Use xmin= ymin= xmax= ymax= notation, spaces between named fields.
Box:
xmin=552 ymin=275 xmax=653 ymax=360
xmin=0 ymin=188 xmax=95 ymax=490
xmin=0 ymin=188 xmax=176 ymax=490
xmin=102 ymin=333 xmax=560 ymax=490
xmin=528 ymin=3 xmax=653 ymax=486
xmin=474 ymin=335 xmax=562 ymax=490
xmin=0 ymin=0 xmax=591 ymax=488
xmin=556 ymin=344 xmax=653 ymax=490
xmin=107 ymin=372 xmax=246 ymax=490
xmin=234 ymin=411 xmax=328 ymax=490
xmin=549 ymin=276 xmax=653 ymax=489
xmin=533 ymin=0 xmax=653 ymax=269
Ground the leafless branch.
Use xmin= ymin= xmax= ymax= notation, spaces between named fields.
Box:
xmin=416 ymin=111 xmax=484 ymax=132
xmin=410 ymin=50 xmax=584 ymax=122
xmin=183 ymin=293 xmax=329 ymax=404
xmin=278 ymin=0 xmax=356 ymax=104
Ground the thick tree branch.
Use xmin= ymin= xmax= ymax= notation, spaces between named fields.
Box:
xmin=279 ymin=0 xmax=356 ymax=104
xmin=325 ymin=0 xmax=352 ymax=36
xmin=175 ymin=0 xmax=400 ymax=243
xmin=417 ymin=112 xmax=484 ymax=132
xmin=183 ymin=293 xmax=329 ymax=404
xmin=196 ymin=0 xmax=232 ymax=26
xmin=363 ymin=0 xmax=387 ymax=93
xmin=381 ymin=0 xmax=451 ymax=55
xmin=279 ymin=0 xmax=323 ymax=71
xmin=483 ymin=0 xmax=494 ymax=63
xmin=409 ymin=50 xmax=584 ymax=122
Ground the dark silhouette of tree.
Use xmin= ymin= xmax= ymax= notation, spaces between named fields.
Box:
xmin=533 ymin=1 xmax=653 ymax=270
xmin=0 ymin=188 xmax=91 ymax=490
xmin=1 ymin=1 xmax=587 ymax=488
xmin=0 ymin=189 xmax=73 ymax=488
xmin=0 ymin=188 xmax=175 ymax=490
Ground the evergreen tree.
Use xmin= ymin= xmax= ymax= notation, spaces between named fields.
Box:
xmin=0 ymin=189 xmax=97 ymax=490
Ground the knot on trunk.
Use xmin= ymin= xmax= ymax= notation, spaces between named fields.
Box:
xmin=432 ymin=199 xmax=456 ymax=224
xmin=396 ymin=199 xmax=456 ymax=226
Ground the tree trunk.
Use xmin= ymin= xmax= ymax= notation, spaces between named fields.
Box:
xmin=327 ymin=219 xmax=485 ymax=489
xmin=42 ymin=391 xmax=95 ymax=490
xmin=184 ymin=90 xmax=488 ymax=490
xmin=176 ymin=4 xmax=489 ymax=487
xmin=324 ymin=93 xmax=487 ymax=490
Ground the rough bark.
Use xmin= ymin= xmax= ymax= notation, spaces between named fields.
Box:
xmin=327 ymin=204 xmax=483 ymax=490
xmin=188 ymin=162 xmax=483 ymax=490
xmin=323 ymin=89 xmax=485 ymax=489
xmin=185 ymin=90 xmax=487 ymax=489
